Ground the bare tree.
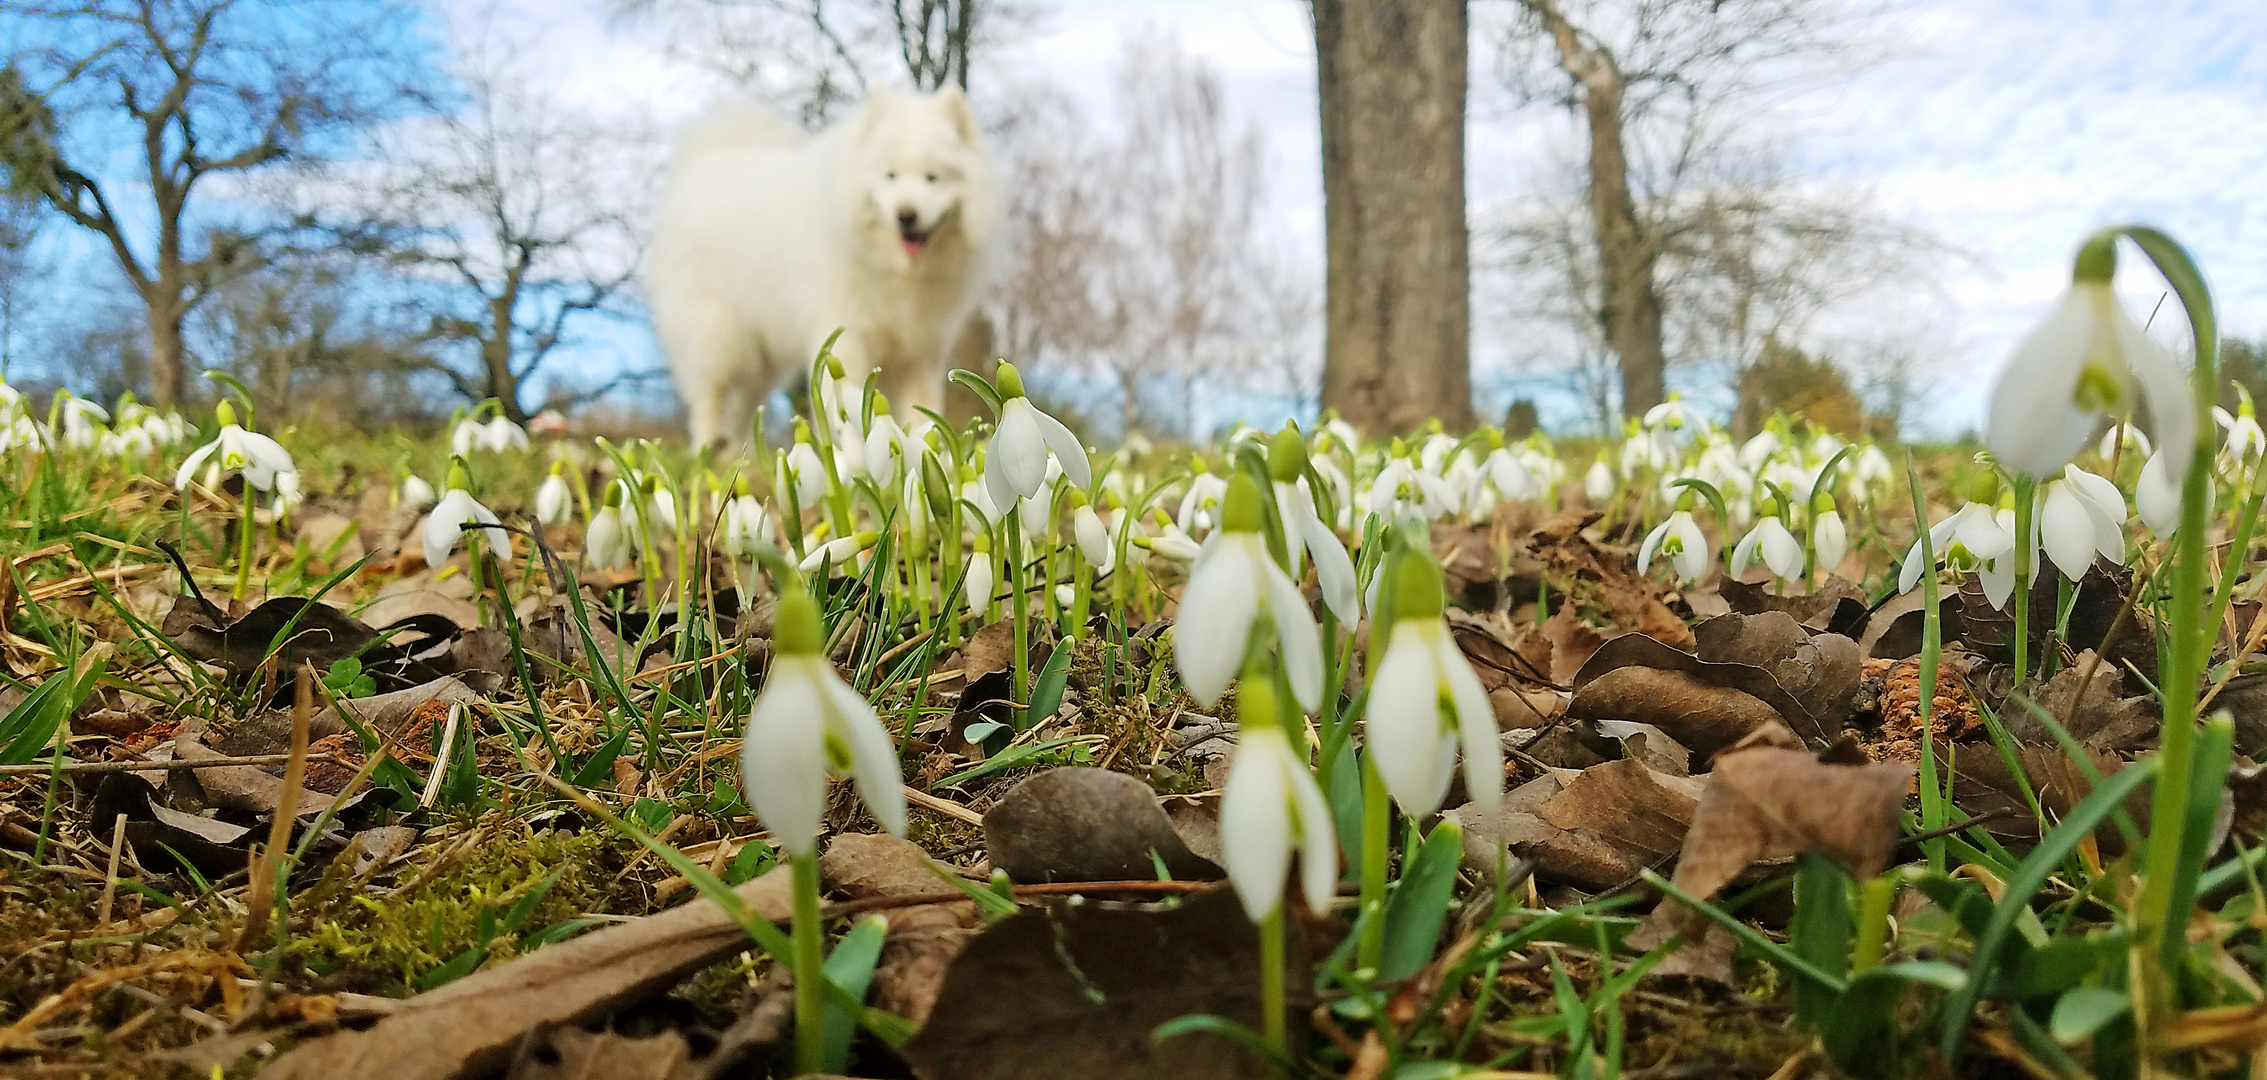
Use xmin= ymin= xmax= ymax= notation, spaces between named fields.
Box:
xmin=0 ymin=0 xmax=418 ymax=404
xmin=1102 ymin=32 xmax=1269 ymax=437
xmin=1312 ymin=0 xmax=1474 ymax=433
xmin=614 ymin=0 xmax=1028 ymax=127
xmin=1496 ymin=0 xmax=1876 ymax=417
xmin=0 ymin=191 xmax=38 ymax=378
xmin=357 ymin=23 xmax=655 ymax=422
xmin=192 ymin=251 xmax=433 ymax=423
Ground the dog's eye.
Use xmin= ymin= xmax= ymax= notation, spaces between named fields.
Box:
xmin=885 ymin=171 xmax=898 ymax=181
xmin=925 ymin=173 xmax=938 ymax=183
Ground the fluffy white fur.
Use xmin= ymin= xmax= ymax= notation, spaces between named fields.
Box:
xmin=648 ymin=87 xmax=1000 ymax=448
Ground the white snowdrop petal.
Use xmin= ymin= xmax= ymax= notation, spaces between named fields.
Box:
xmin=1173 ymin=538 xmax=1260 ymax=706
xmin=1263 ymin=559 xmax=1325 ymax=714
xmin=823 ymin=673 xmax=907 ymax=838
xmin=1220 ymin=733 xmax=1292 ymax=921
xmin=742 ymin=663 xmax=831 ymax=858
xmin=1365 ymin=627 xmax=1456 ymax=816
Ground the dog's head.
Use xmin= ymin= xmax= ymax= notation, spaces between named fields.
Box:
xmin=854 ymin=86 xmax=988 ymax=262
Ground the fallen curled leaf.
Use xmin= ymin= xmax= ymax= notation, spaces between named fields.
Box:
xmin=1568 ymin=626 xmax=1834 ymax=750
xmin=1450 ymin=758 xmax=1704 ymax=890
xmin=902 ymin=889 xmax=1305 ymax=1080
xmin=261 ymin=864 xmax=795 ymax=1080
xmin=984 ymin=767 xmax=1222 ymax=884
xmin=162 ymin=590 xmax=377 ymax=680
xmin=1690 ymin=611 xmax=1864 ymax=731
xmin=1630 ymin=723 xmax=1913 ymax=980
xmin=1539 ymin=606 xmax=1606 ymax=686
xmin=1717 ymin=575 xmax=1870 ymax=637
xmin=2000 ymin=652 xmax=2159 ymax=753
xmin=822 ymin=833 xmax=982 ymax=1026
xmin=501 ymin=1027 xmax=693 ymax=1080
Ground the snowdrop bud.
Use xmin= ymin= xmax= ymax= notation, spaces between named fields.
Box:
xmin=1585 ymin=460 xmax=1615 ymax=503
xmin=742 ymin=583 xmax=905 ymax=858
xmin=585 ymin=483 xmax=635 ymax=570
xmin=1268 ymin=423 xmax=1308 ymax=483
xmin=535 ymin=463 xmax=573 ymax=525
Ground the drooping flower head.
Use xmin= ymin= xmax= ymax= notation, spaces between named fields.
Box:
xmin=741 ymin=581 xmax=906 ymax=858
xmin=1987 ymin=235 xmax=2195 ymax=484
xmin=422 ymin=458 xmax=511 ymax=569
xmin=982 ymin=362 xmax=1090 ymax=511
xmin=1218 ymin=673 xmax=1339 ymax=922
xmin=1174 ymin=473 xmax=1323 ymax=714
xmin=1269 ymin=423 xmax=1358 ymax=623
xmin=174 ymin=400 xmax=296 ymax=493
xmin=1363 ymin=548 xmax=1502 ymax=818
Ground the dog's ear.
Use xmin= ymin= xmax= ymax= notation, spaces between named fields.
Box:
xmin=935 ymin=85 xmax=978 ymax=143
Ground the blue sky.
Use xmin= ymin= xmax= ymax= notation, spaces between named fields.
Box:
xmin=20 ymin=0 xmax=2263 ymax=438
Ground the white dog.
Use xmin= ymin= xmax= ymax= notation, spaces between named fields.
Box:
xmin=648 ymin=87 xmax=1000 ymax=448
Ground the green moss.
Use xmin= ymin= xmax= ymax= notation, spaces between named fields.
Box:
xmin=292 ymin=823 xmax=625 ymax=993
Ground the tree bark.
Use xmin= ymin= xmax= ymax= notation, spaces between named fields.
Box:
xmin=1312 ymin=0 xmax=1473 ymax=433
xmin=1527 ymin=0 xmax=1666 ymax=417
xmin=145 ymin=292 xmax=186 ymax=406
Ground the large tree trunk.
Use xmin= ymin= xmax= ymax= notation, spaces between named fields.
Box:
xmin=1529 ymin=0 xmax=1666 ymax=417
xmin=1312 ymin=0 xmax=1473 ymax=433
xmin=145 ymin=295 xmax=186 ymax=406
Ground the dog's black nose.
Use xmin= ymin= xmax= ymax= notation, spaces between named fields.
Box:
xmin=897 ymin=210 xmax=918 ymax=230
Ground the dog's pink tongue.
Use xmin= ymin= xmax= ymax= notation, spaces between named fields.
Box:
xmin=901 ymin=237 xmax=925 ymax=258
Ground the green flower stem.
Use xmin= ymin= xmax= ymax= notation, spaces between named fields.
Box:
xmin=2207 ymin=483 xmax=2263 ymax=636
xmin=1004 ymin=509 xmax=1031 ymax=729
xmin=1069 ymin=551 xmax=1091 ymax=640
xmin=1852 ymin=871 xmax=1898 ymax=973
xmin=1259 ymin=905 xmax=1288 ymax=1059
xmin=1356 ymin=753 xmax=1390 ymax=972
xmin=790 ymin=851 xmax=826 ymax=1077
xmin=233 ymin=487 xmax=257 ymax=601
xmin=1906 ymin=454 xmax=1947 ymax=874
xmin=2009 ymin=474 xmax=2037 ymax=686
xmin=2117 ymin=223 xmax=2219 ymax=1023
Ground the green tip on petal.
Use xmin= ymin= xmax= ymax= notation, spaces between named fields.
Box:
xmin=446 ymin=460 xmax=471 ymax=491
xmin=1267 ymin=423 xmax=1308 ymax=483
xmin=216 ymin=400 xmax=238 ymax=427
xmin=873 ymin=391 xmax=892 ymax=414
xmin=826 ymin=354 xmax=847 ymax=380
xmin=995 ymin=362 xmax=1026 ymax=400
xmin=2072 ymin=233 xmax=2118 ymax=284
xmin=793 ymin=417 xmax=812 ymax=442
xmin=1236 ymin=667 xmax=1278 ymax=732
xmin=1811 ymin=491 xmax=1835 ymax=513
xmin=1221 ymin=473 xmax=1266 ymax=532
xmin=971 ymin=532 xmax=990 ymax=553
xmin=734 ymin=473 xmax=753 ymax=497
xmin=640 ymin=474 xmax=659 ymax=494
xmin=1391 ymin=548 xmax=1446 ymax=621
xmin=601 ymin=481 xmax=623 ymax=508
xmin=774 ymin=585 xmax=825 ymax=655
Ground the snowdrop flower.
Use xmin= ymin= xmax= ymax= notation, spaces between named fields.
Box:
xmin=534 ymin=464 xmax=574 ymax=525
xmin=481 ymin=417 xmax=529 ymax=453
xmin=1976 ymin=507 xmax=2021 ymax=610
xmin=1367 ymin=452 xmax=1452 ymax=525
xmin=1986 ymin=240 xmax=2195 ymax=483
xmin=1175 ymin=474 xmax=1324 ymax=713
xmin=1269 ymin=424 xmax=1358 ymax=622
xmin=1483 ymin=443 xmax=1538 ymax=501
xmin=1738 ymin=429 xmax=1782 ymax=471
xmin=1363 ymin=550 xmax=1501 ymax=817
xmin=1584 ymin=460 xmax=1616 ymax=504
xmin=1072 ymin=495 xmax=1113 ymax=575
xmin=56 ymin=395 xmax=108 ymax=450
xmin=863 ymin=404 xmax=908 ymax=488
xmin=1134 ymin=511 xmax=1204 ymax=563
xmin=982 ymin=362 xmax=1090 ymax=511
xmin=1218 ymin=677 xmax=1338 ymax=922
xmin=2137 ymin=451 xmax=2187 ymax=536
xmin=399 ymin=472 xmax=438 ymax=513
xmin=1729 ymin=512 xmax=1804 ymax=581
xmin=741 ymin=583 xmax=905 ymax=858
xmin=784 ymin=424 xmax=828 ymax=507
xmin=2037 ymin=465 xmax=2127 ymax=581
xmin=585 ymin=483 xmax=636 ymax=569
xmin=1850 ymin=444 xmax=1894 ymax=503
xmin=1897 ymin=475 xmax=2016 ymax=593
xmin=798 ymin=530 xmax=880 ymax=574
xmin=422 ymin=461 xmax=511 ymax=569
xmin=174 ymin=401 xmax=295 ymax=492
xmin=1637 ymin=508 xmax=1708 ymax=583
xmin=2096 ymin=422 xmax=2152 ymax=462
xmin=271 ymin=470 xmax=304 ymax=518
xmin=721 ymin=483 xmax=772 ymax=559
xmin=963 ymin=536 xmax=996 ymax=619
xmin=1178 ymin=465 xmax=1228 ymax=535
xmin=1642 ymin=395 xmax=1701 ymax=434
xmin=2216 ymin=402 xmax=2265 ymax=481
xmin=1811 ymin=495 xmax=1847 ymax=573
